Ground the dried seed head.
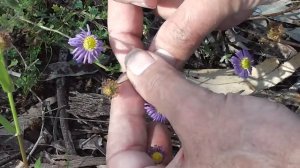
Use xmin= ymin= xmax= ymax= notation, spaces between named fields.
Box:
xmin=0 ymin=32 xmax=11 ymax=50
xmin=267 ymin=24 xmax=285 ymax=42
xmin=102 ymin=79 xmax=118 ymax=98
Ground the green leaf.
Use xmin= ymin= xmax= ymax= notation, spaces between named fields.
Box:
xmin=0 ymin=49 xmax=15 ymax=93
xmin=74 ymin=0 xmax=83 ymax=9
xmin=7 ymin=59 xmax=18 ymax=68
xmin=34 ymin=156 xmax=42 ymax=168
xmin=0 ymin=114 xmax=16 ymax=134
xmin=88 ymin=6 xmax=99 ymax=16
xmin=2 ymin=0 xmax=19 ymax=9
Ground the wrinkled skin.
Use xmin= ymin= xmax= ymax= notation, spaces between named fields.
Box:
xmin=106 ymin=0 xmax=300 ymax=167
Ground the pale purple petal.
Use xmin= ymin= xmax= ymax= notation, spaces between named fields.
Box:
xmin=235 ymin=50 xmax=244 ymax=59
xmin=144 ymin=103 xmax=167 ymax=123
xmin=239 ymin=70 xmax=249 ymax=79
xmin=230 ymin=56 xmax=240 ymax=66
xmin=73 ymin=48 xmax=86 ymax=59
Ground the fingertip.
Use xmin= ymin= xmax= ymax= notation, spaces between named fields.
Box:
xmin=147 ymin=122 xmax=173 ymax=165
xmin=113 ymin=0 xmax=158 ymax=9
xmin=131 ymin=2 xmax=156 ymax=9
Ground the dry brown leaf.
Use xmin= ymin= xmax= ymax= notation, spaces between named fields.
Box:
xmin=186 ymin=53 xmax=300 ymax=95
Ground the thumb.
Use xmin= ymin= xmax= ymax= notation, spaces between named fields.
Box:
xmin=124 ymin=48 xmax=219 ymax=132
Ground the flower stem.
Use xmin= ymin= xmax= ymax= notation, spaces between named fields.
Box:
xmin=7 ymin=92 xmax=28 ymax=167
xmin=94 ymin=61 xmax=110 ymax=71
xmin=18 ymin=17 xmax=71 ymax=39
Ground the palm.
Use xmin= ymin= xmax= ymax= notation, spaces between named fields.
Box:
xmin=179 ymin=94 xmax=300 ymax=167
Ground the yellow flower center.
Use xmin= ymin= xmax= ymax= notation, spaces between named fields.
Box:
xmin=83 ymin=36 xmax=97 ymax=51
xmin=151 ymin=152 xmax=164 ymax=164
xmin=240 ymin=58 xmax=251 ymax=70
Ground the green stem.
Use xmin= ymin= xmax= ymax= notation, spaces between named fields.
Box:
xmin=94 ymin=62 xmax=110 ymax=71
xmin=7 ymin=92 xmax=28 ymax=167
xmin=18 ymin=17 xmax=71 ymax=39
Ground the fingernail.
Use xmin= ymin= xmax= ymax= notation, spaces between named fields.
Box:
xmin=131 ymin=2 xmax=155 ymax=9
xmin=116 ymin=72 xmax=129 ymax=84
xmin=154 ymin=49 xmax=176 ymax=66
xmin=125 ymin=49 xmax=155 ymax=76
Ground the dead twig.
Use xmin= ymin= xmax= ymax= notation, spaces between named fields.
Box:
xmin=56 ymin=48 xmax=76 ymax=155
xmin=0 ymin=152 xmax=21 ymax=166
xmin=0 ymin=148 xmax=32 ymax=166
xmin=27 ymin=96 xmax=49 ymax=160
xmin=249 ymin=4 xmax=300 ymax=20
xmin=237 ymin=27 xmax=300 ymax=48
xmin=12 ymin=45 xmax=28 ymax=69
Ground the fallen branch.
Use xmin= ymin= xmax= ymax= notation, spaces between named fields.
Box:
xmin=56 ymin=48 xmax=76 ymax=155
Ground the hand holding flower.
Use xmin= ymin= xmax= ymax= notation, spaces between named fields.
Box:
xmin=107 ymin=49 xmax=300 ymax=167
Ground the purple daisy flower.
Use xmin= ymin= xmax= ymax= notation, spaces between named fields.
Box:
xmin=230 ymin=49 xmax=254 ymax=79
xmin=144 ymin=103 xmax=167 ymax=123
xmin=147 ymin=145 xmax=165 ymax=164
xmin=68 ymin=25 xmax=103 ymax=64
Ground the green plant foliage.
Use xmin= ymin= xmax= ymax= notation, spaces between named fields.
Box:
xmin=0 ymin=0 xmax=112 ymax=93
xmin=0 ymin=49 xmax=15 ymax=92
xmin=0 ymin=114 xmax=16 ymax=134
xmin=15 ymin=46 xmax=41 ymax=94
xmin=220 ymin=54 xmax=232 ymax=64
xmin=34 ymin=156 xmax=42 ymax=168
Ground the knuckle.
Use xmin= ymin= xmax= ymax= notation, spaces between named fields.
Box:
xmin=162 ymin=12 xmax=198 ymax=49
xmin=170 ymin=21 xmax=193 ymax=43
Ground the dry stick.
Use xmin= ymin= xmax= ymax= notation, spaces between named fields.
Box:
xmin=56 ymin=48 xmax=76 ymax=155
xmin=249 ymin=4 xmax=300 ymax=20
xmin=12 ymin=45 xmax=28 ymax=69
xmin=237 ymin=27 xmax=300 ymax=48
xmin=20 ymin=115 xmax=109 ymax=123
xmin=27 ymin=91 xmax=46 ymax=160
xmin=0 ymin=151 xmax=26 ymax=166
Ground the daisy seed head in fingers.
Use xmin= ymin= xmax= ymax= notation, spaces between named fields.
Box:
xmin=144 ymin=103 xmax=167 ymax=123
xmin=68 ymin=24 xmax=103 ymax=64
xmin=230 ymin=49 xmax=254 ymax=79
xmin=147 ymin=145 xmax=165 ymax=164
xmin=102 ymin=79 xmax=118 ymax=98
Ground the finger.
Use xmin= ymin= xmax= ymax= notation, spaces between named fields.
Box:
xmin=124 ymin=49 xmax=223 ymax=137
xmin=107 ymin=81 xmax=154 ymax=167
xmin=155 ymin=1 xmax=251 ymax=30
xmin=108 ymin=0 xmax=144 ymax=71
xmin=155 ymin=0 xmax=183 ymax=20
xmin=113 ymin=0 xmax=157 ymax=9
xmin=147 ymin=123 xmax=173 ymax=165
xmin=149 ymin=0 xmax=263 ymax=68
xmin=166 ymin=148 xmax=184 ymax=168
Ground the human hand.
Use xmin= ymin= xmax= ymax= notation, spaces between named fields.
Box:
xmin=108 ymin=0 xmax=270 ymax=69
xmin=106 ymin=0 xmax=298 ymax=167
xmin=106 ymin=2 xmax=174 ymax=167
xmin=116 ymin=48 xmax=300 ymax=167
